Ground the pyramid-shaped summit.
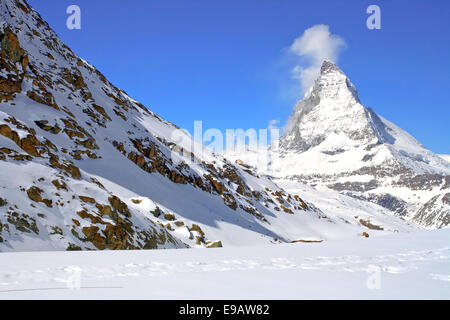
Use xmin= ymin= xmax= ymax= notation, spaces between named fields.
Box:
xmin=282 ymin=60 xmax=391 ymax=153
xmin=281 ymin=60 xmax=449 ymax=174
xmin=319 ymin=59 xmax=345 ymax=75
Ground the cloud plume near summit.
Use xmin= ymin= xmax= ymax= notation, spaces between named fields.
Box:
xmin=290 ymin=24 xmax=346 ymax=93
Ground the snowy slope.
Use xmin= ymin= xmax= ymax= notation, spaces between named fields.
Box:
xmin=227 ymin=61 xmax=450 ymax=228
xmin=0 ymin=0 xmax=417 ymax=252
xmin=439 ymin=155 xmax=450 ymax=163
xmin=0 ymin=228 xmax=449 ymax=299
xmin=277 ymin=180 xmax=414 ymax=234
xmin=0 ymin=0 xmax=322 ymax=251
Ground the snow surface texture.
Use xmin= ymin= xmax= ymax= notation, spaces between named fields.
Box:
xmin=0 ymin=0 xmax=418 ymax=252
xmin=0 ymin=229 xmax=449 ymax=299
xmin=227 ymin=61 xmax=450 ymax=229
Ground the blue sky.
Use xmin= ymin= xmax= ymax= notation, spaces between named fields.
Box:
xmin=28 ymin=0 xmax=450 ymax=153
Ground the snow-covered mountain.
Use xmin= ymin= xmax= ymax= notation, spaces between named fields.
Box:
xmin=439 ymin=154 xmax=450 ymax=163
xmin=0 ymin=0 xmax=416 ymax=252
xmin=227 ymin=60 xmax=450 ymax=229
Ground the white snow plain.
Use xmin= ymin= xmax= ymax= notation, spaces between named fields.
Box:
xmin=0 ymin=228 xmax=449 ymax=300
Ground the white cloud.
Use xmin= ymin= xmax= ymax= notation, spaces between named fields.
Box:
xmin=290 ymin=24 xmax=346 ymax=92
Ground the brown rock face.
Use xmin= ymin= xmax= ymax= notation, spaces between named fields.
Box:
xmin=103 ymin=224 xmax=129 ymax=249
xmin=189 ymin=224 xmax=205 ymax=236
xmin=206 ymin=240 xmax=223 ymax=248
xmin=78 ymin=138 xmax=98 ymax=150
xmin=280 ymin=205 xmax=294 ymax=214
xmin=0 ymin=197 xmax=7 ymax=207
xmin=207 ymin=175 xmax=224 ymax=195
xmin=0 ymin=124 xmax=45 ymax=157
xmin=0 ymin=27 xmax=28 ymax=102
xmin=163 ymin=213 xmax=176 ymax=221
xmin=20 ymin=135 xmax=41 ymax=157
xmin=62 ymin=68 xmax=87 ymax=90
xmin=0 ymin=124 xmax=12 ymax=138
xmin=82 ymin=226 xmax=104 ymax=249
xmin=0 ymin=78 xmax=22 ymax=94
xmin=96 ymin=203 xmax=113 ymax=216
xmin=92 ymin=104 xmax=112 ymax=121
xmin=79 ymin=196 xmax=95 ymax=204
xmin=35 ymin=120 xmax=62 ymax=134
xmin=51 ymin=179 xmax=68 ymax=191
xmin=26 ymin=90 xmax=59 ymax=110
xmin=16 ymin=0 xmax=30 ymax=14
xmin=108 ymin=196 xmax=131 ymax=217
xmin=49 ymin=154 xmax=82 ymax=179
xmin=1 ymin=27 xmax=26 ymax=64
xmin=81 ymin=223 xmax=131 ymax=250
xmin=26 ymin=186 xmax=52 ymax=208
xmin=26 ymin=186 xmax=43 ymax=202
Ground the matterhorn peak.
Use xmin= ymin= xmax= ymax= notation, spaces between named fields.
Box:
xmin=281 ymin=61 xmax=370 ymax=151
xmin=320 ymin=59 xmax=344 ymax=75
xmin=281 ymin=59 xmax=450 ymax=173
xmin=307 ymin=60 xmax=360 ymax=105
